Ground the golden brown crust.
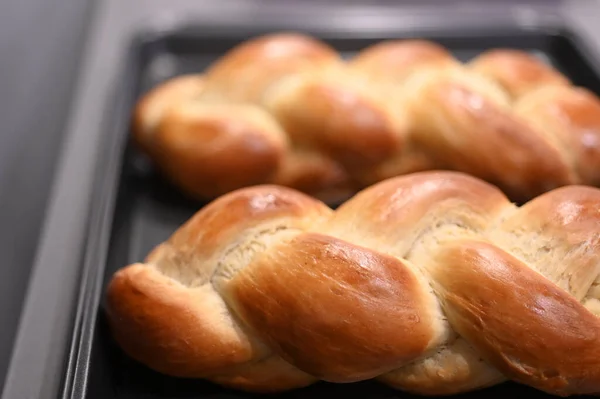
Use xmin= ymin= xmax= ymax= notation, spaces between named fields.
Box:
xmin=495 ymin=184 xmax=600 ymax=245
xmin=270 ymin=149 xmax=356 ymax=204
xmin=227 ymin=232 xmax=438 ymax=382
xmin=152 ymin=102 xmax=287 ymax=198
xmin=349 ymin=39 xmax=458 ymax=84
xmin=408 ymin=80 xmax=575 ymax=201
xmin=201 ymin=32 xmax=342 ymax=104
xmin=105 ymin=264 xmax=264 ymax=378
xmin=469 ymin=49 xmax=570 ymax=99
xmin=131 ymin=34 xmax=600 ymax=203
xmin=350 ymin=142 xmax=440 ymax=186
xmin=515 ymin=85 xmax=600 ymax=186
xmin=489 ymin=185 xmax=600 ymax=303
xmin=106 ymin=185 xmax=332 ymax=380
xmin=131 ymin=74 xmax=205 ymax=157
xmin=156 ymin=184 xmax=333 ymax=265
xmin=267 ymin=76 xmax=405 ymax=167
xmin=331 ymin=170 xmax=510 ymax=234
xmin=106 ymin=171 xmax=600 ymax=395
xmin=207 ymin=355 xmax=317 ymax=393
xmin=433 ymin=240 xmax=600 ymax=395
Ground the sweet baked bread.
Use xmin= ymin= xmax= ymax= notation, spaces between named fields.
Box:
xmin=132 ymin=32 xmax=600 ymax=203
xmin=106 ymin=170 xmax=600 ymax=396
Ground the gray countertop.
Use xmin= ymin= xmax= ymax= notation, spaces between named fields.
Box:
xmin=0 ymin=0 xmax=93 ymax=391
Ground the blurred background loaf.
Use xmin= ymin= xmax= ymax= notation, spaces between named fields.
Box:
xmin=132 ymin=32 xmax=600 ymax=204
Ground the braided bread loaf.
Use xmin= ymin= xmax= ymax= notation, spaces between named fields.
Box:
xmin=132 ymin=32 xmax=600 ymax=203
xmin=106 ymin=170 xmax=600 ymax=396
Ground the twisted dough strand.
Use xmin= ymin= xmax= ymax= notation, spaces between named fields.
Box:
xmin=106 ymin=171 xmax=600 ymax=396
xmin=133 ymin=33 xmax=600 ymax=203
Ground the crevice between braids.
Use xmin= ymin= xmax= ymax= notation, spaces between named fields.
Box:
xmin=144 ymin=225 xmax=306 ymax=372
xmin=207 ymin=224 xmax=306 ymax=366
xmin=208 ymin=224 xmax=303 ymax=287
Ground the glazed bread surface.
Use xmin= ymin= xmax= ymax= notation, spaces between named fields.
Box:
xmin=106 ymin=171 xmax=600 ymax=396
xmin=132 ymin=33 xmax=600 ymax=203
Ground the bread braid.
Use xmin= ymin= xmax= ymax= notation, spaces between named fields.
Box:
xmin=132 ymin=33 xmax=600 ymax=203
xmin=106 ymin=170 xmax=600 ymax=396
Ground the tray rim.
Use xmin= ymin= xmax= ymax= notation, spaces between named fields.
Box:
xmin=5 ymin=2 xmax=600 ymax=399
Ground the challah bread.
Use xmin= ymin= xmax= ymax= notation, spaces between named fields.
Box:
xmin=132 ymin=32 xmax=600 ymax=203
xmin=106 ymin=170 xmax=600 ymax=396
xmin=133 ymin=33 xmax=355 ymax=202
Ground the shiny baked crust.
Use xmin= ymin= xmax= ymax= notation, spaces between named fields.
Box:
xmin=131 ymin=33 xmax=600 ymax=203
xmin=106 ymin=170 xmax=600 ymax=396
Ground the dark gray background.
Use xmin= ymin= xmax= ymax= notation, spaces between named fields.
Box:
xmin=0 ymin=0 xmax=94 ymax=391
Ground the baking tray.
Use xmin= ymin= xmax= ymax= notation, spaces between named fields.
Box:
xmin=52 ymin=25 xmax=600 ymax=399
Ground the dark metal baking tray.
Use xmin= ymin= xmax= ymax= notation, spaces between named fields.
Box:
xmin=6 ymin=2 xmax=600 ymax=399
xmin=71 ymin=27 xmax=600 ymax=399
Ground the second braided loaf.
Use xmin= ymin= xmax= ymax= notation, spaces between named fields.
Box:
xmin=133 ymin=33 xmax=600 ymax=203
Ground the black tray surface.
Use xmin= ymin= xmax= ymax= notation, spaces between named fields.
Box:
xmin=76 ymin=27 xmax=600 ymax=399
